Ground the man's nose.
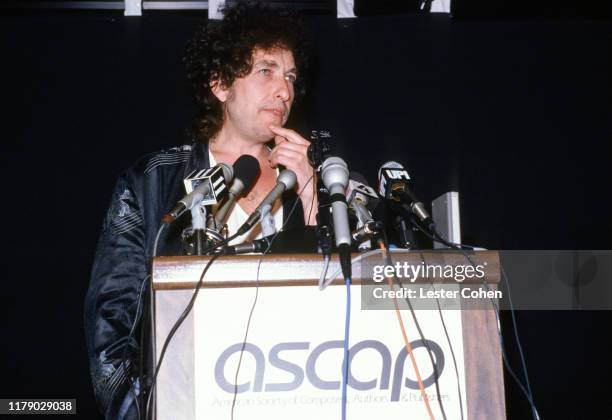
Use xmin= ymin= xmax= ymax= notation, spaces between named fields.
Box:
xmin=275 ymin=77 xmax=291 ymax=102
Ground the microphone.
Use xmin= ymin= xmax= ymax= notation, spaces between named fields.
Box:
xmin=315 ymin=182 xmax=333 ymax=257
xmin=308 ymin=130 xmax=335 ymax=257
xmin=347 ymin=172 xmax=378 ymax=225
xmin=346 ymin=172 xmax=380 ymax=249
xmin=377 ymin=161 xmax=432 ymax=225
xmin=237 ymin=169 xmax=297 ymax=236
xmin=321 ymin=156 xmax=352 ymax=279
xmin=307 ymin=130 xmax=333 ymax=168
xmin=163 ymin=163 xmax=233 ymax=224
xmin=211 ymin=155 xmax=260 ymax=230
xmin=224 ymin=236 xmax=271 ymax=255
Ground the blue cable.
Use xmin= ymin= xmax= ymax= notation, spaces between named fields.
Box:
xmin=341 ymin=276 xmax=351 ymax=420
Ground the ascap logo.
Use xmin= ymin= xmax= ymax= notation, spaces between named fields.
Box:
xmin=214 ymin=339 xmax=444 ymax=402
xmin=384 ymin=169 xmax=411 ymax=180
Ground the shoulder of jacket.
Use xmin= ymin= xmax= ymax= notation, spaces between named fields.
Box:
xmin=130 ymin=144 xmax=195 ymax=175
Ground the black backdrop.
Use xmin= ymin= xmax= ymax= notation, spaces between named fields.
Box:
xmin=1 ymin=11 xmax=611 ymax=419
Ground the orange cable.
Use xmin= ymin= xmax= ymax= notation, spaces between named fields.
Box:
xmin=379 ymin=242 xmax=436 ymax=420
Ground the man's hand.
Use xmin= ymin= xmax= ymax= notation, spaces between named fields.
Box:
xmin=268 ymin=125 xmax=317 ymax=225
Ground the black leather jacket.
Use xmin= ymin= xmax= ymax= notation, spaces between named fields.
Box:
xmin=84 ymin=142 xmax=305 ymax=419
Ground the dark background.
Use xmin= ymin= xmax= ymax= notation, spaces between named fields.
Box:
xmin=1 ymin=4 xmax=611 ymax=419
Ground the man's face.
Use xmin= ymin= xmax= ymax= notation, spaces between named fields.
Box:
xmin=216 ymin=48 xmax=297 ymax=142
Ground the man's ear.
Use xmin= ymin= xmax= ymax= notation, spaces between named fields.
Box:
xmin=210 ymin=79 xmax=230 ymax=102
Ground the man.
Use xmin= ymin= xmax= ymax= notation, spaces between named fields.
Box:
xmin=84 ymin=3 xmax=314 ymax=418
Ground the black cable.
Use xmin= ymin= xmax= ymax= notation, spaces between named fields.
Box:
xmin=230 ymin=175 xmax=313 ymax=420
xmin=306 ymin=168 xmax=316 ymax=225
xmin=141 ymin=222 xmax=167 ymax=418
xmin=138 ymin=285 xmax=148 ymax=420
xmin=145 ymin=250 xmax=226 ymax=420
xmin=145 ymin=228 xmax=240 ymax=420
xmin=110 ymin=273 xmax=149 ymax=420
xmin=432 ymin=232 xmax=540 ymax=419
xmin=499 ymin=263 xmax=538 ymax=420
xmin=380 ymin=231 xmax=448 ymax=420
xmin=417 ymin=251 xmax=465 ymax=420
xmin=479 ymin=276 xmax=540 ymax=419
xmin=418 ymin=220 xmax=540 ymax=420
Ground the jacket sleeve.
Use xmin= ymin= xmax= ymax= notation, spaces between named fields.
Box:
xmin=84 ymin=171 xmax=147 ymax=419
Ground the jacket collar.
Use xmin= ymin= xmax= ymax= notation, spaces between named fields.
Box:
xmin=184 ymin=141 xmax=210 ymax=179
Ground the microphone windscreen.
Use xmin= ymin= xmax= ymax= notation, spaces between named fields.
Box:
xmin=233 ymin=155 xmax=261 ymax=196
xmin=348 ymin=171 xmax=379 ymax=211
xmin=277 ymin=169 xmax=297 ymax=190
xmin=377 ymin=161 xmax=403 ymax=183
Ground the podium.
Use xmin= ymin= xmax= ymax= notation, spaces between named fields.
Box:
xmin=151 ymin=251 xmax=505 ymax=420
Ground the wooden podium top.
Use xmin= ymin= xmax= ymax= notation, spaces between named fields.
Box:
xmin=152 ymin=250 xmax=500 ymax=290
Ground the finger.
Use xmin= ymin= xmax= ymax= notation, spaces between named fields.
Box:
xmin=268 ymin=147 xmax=281 ymax=168
xmin=268 ymin=147 xmax=301 ymax=168
xmin=274 ymin=134 xmax=288 ymax=147
xmin=269 ymin=148 xmax=297 ymax=167
xmin=269 ymin=125 xmax=310 ymax=146
xmin=272 ymin=151 xmax=309 ymax=174
xmin=273 ymin=140 xmax=308 ymax=155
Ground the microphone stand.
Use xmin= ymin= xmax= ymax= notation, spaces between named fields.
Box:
xmin=315 ymin=180 xmax=333 ymax=257
xmin=396 ymin=216 xmax=412 ymax=249
xmin=190 ymin=203 xmax=207 ymax=256
xmin=260 ymin=204 xmax=277 ymax=238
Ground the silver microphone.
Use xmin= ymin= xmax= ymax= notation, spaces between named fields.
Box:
xmin=346 ymin=173 xmax=379 ymax=248
xmin=321 ymin=156 xmax=352 ymax=279
xmin=321 ymin=157 xmax=351 ymax=247
xmin=237 ymin=169 xmax=297 ymax=236
xmin=347 ymin=174 xmax=378 ymax=226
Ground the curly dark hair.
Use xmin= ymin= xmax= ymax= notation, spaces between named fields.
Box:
xmin=184 ymin=1 xmax=311 ymax=143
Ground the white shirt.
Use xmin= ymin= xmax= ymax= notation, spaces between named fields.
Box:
xmin=209 ymin=151 xmax=283 ymax=245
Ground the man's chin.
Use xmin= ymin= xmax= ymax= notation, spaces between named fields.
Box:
xmin=250 ymin=128 xmax=276 ymax=143
xmin=261 ymin=120 xmax=285 ymax=136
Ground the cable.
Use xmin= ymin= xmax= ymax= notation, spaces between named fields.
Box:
xmin=229 ymin=257 xmax=263 ymax=420
xmin=322 ymin=248 xmax=422 ymax=288
xmin=321 ymin=247 xmax=454 ymax=417
xmin=452 ymin=248 xmax=539 ymax=420
xmin=153 ymin=224 xmax=165 ymax=257
xmin=145 ymin=230 xmax=239 ymax=420
xmin=341 ymin=276 xmax=351 ymax=420
xmin=500 ymin=263 xmax=539 ymax=420
xmin=306 ymin=167 xmax=316 ymax=225
xmin=145 ymin=251 xmax=226 ymax=420
xmin=323 ymin=243 xmax=450 ymax=419
xmin=323 ymin=245 xmax=460 ymax=419
xmin=417 ymin=251 xmax=465 ymax=420
xmin=230 ymin=175 xmax=313 ymax=420
xmin=421 ymin=222 xmax=541 ymax=420
xmin=380 ymin=241 xmax=438 ymax=420
xmin=318 ymin=255 xmax=331 ymax=289
xmin=483 ymin=280 xmax=540 ymax=420
xmin=141 ymin=269 xmax=154 ymax=420
xmin=112 ymin=274 xmax=150 ymax=420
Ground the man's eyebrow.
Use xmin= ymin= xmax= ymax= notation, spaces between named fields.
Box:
xmin=254 ymin=59 xmax=279 ymax=68
xmin=254 ymin=59 xmax=298 ymax=74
